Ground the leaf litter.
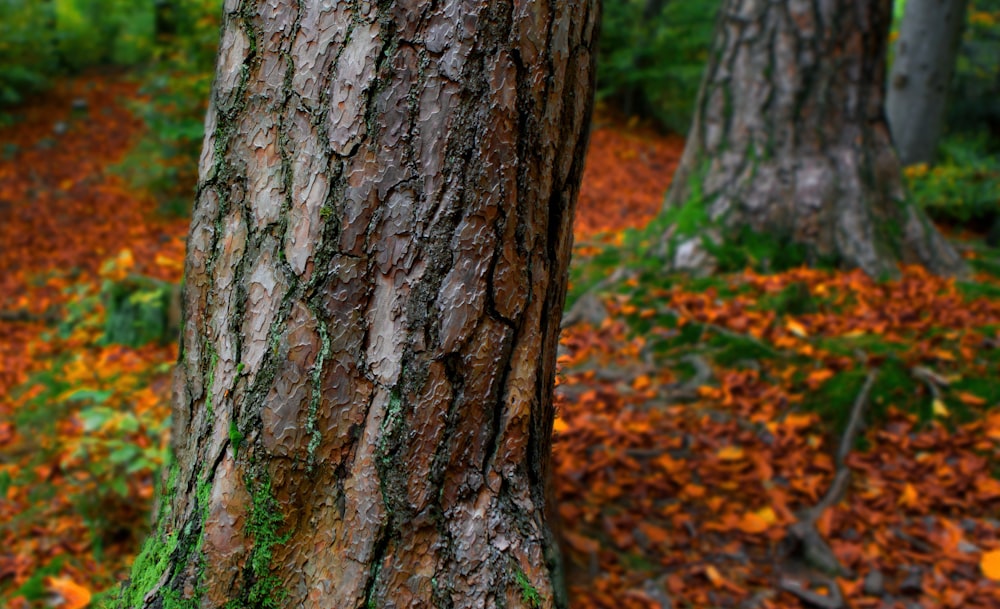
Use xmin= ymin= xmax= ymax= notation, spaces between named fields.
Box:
xmin=0 ymin=77 xmax=998 ymax=609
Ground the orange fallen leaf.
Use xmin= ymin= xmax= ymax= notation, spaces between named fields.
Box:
xmin=898 ymin=483 xmax=919 ymax=509
xmin=782 ymin=413 xmax=814 ymax=431
xmin=976 ymin=477 xmax=1000 ymax=500
xmin=716 ymin=446 xmax=745 ymax=461
xmin=806 ymin=368 xmax=834 ymax=388
xmin=737 ymin=511 xmax=770 ymax=534
xmin=703 ymin=565 xmax=746 ymax=594
xmin=682 ymin=484 xmax=706 ymax=499
xmin=562 ymin=531 xmax=600 ymax=555
xmin=786 ymin=318 xmax=808 ymax=337
xmin=47 ymin=576 xmax=91 ymax=609
xmin=704 ymin=565 xmax=724 ymax=587
xmin=982 ymin=550 xmax=1000 ymax=581
xmin=955 ymin=391 xmax=987 ymax=406
xmin=636 ymin=522 xmax=670 ymax=545
xmin=632 ymin=374 xmax=651 ymax=391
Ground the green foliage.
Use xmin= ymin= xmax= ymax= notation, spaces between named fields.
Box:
xmin=704 ymin=227 xmax=817 ymax=274
xmin=0 ymin=0 xmax=157 ymax=112
xmin=903 ymin=134 xmax=1000 ymax=229
xmin=13 ymin=344 xmax=170 ymax=552
xmin=102 ymin=277 xmax=173 ymax=347
xmin=115 ymin=0 xmax=221 ymax=215
xmin=948 ymin=1 xmax=1000 ymax=138
xmin=0 ymin=1 xmax=57 ymax=109
xmin=597 ymin=0 xmax=720 ymax=133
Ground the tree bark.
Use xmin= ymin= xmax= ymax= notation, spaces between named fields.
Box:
xmin=661 ymin=0 xmax=965 ymax=278
xmin=114 ymin=1 xmax=599 ymax=608
xmin=886 ymin=0 xmax=969 ymax=166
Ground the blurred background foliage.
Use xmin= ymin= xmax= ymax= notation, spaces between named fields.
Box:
xmin=2 ymin=0 xmax=997 ymax=231
xmin=596 ymin=0 xmax=720 ymax=134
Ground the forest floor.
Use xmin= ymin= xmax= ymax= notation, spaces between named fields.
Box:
xmin=1 ymin=75 xmax=1000 ymax=609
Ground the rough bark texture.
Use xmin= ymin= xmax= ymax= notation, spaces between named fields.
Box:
xmin=662 ymin=0 xmax=965 ymax=278
xmin=886 ymin=0 xmax=969 ymax=166
xmin=116 ymin=1 xmax=599 ymax=608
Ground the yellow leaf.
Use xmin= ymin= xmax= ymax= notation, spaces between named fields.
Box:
xmin=47 ymin=576 xmax=91 ymax=609
xmin=154 ymin=253 xmax=183 ymax=270
xmin=717 ymin=446 xmax=745 ymax=461
xmin=755 ymin=506 xmax=778 ymax=524
xmin=932 ymin=399 xmax=950 ymax=417
xmin=786 ymin=318 xmax=808 ymax=337
xmin=982 ymin=550 xmax=1000 ymax=581
xmin=552 ymin=418 xmax=568 ymax=434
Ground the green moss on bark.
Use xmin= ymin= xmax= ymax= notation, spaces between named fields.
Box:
xmin=226 ymin=472 xmax=288 ymax=609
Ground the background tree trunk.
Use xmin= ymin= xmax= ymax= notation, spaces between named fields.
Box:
xmin=886 ymin=0 xmax=969 ymax=166
xmin=661 ymin=0 xmax=965 ymax=278
xmin=115 ymin=1 xmax=599 ymax=608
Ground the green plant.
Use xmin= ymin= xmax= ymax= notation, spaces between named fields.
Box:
xmin=115 ymin=0 xmax=220 ymax=215
xmin=597 ymin=0 xmax=720 ymax=133
xmin=0 ymin=0 xmax=159 ymax=115
xmin=947 ymin=1 xmax=1000 ymax=139
xmin=903 ymin=134 xmax=1000 ymax=230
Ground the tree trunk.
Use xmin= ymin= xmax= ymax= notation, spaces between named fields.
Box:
xmin=886 ymin=0 xmax=969 ymax=166
xmin=114 ymin=1 xmax=599 ymax=608
xmin=660 ymin=0 xmax=965 ymax=278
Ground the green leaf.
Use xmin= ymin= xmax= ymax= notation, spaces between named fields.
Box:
xmin=109 ymin=444 xmax=141 ymax=465
xmin=65 ymin=388 xmax=113 ymax=404
xmin=78 ymin=406 xmax=116 ymax=432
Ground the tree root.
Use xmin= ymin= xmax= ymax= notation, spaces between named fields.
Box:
xmin=776 ymin=368 xmax=878 ymax=609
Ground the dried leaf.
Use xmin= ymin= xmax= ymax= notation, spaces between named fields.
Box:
xmin=47 ymin=576 xmax=91 ymax=609
xmin=786 ymin=319 xmax=808 ymax=337
xmin=716 ymin=446 xmax=744 ymax=461
xmin=932 ymin=399 xmax=950 ymax=417
xmin=955 ymin=391 xmax=987 ymax=406
xmin=982 ymin=550 xmax=1000 ymax=581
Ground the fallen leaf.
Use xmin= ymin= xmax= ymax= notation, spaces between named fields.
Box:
xmin=737 ymin=511 xmax=770 ymax=534
xmin=932 ymin=399 xmax=950 ymax=417
xmin=636 ymin=522 xmax=670 ymax=545
xmin=562 ymin=531 xmax=600 ymax=555
xmin=716 ymin=446 xmax=744 ymax=461
xmin=632 ymin=375 xmax=651 ymax=391
xmin=898 ymin=483 xmax=919 ymax=509
xmin=982 ymin=550 xmax=1000 ymax=581
xmin=47 ymin=576 xmax=91 ymax=609
xmin=786 ymin=318 xmax=808 ymax=337
xmin=955 ymin=391 xmax=987 ymax=406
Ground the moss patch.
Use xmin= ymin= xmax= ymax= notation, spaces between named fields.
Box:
xmin=514 ymin=567 xmax=542 ymax=609
xmin=228 ymin=472 xmax=289 ymax=609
